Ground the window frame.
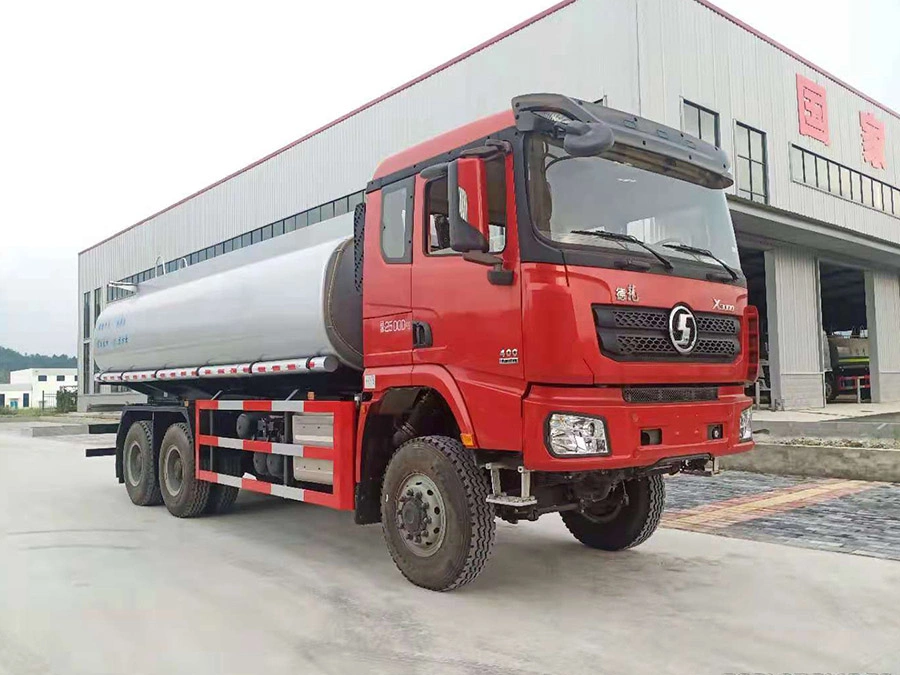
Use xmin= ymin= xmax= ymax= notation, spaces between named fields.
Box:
xmin=790 ymin=143 xmax=900 ymax=219
xmin=734 ymin=121 xmax=769 ymax=204
xmin=423 ymin=157 xmax=508 ymax=257
xmin=380 ymin=177 xmax=415 ymax=264
xmin=682 ymin=99 xmax=721 ymax=147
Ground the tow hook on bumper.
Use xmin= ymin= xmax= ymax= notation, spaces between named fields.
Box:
xmin=682 ymin=456 xmax=721 ymax=477
xmin=484 ymin=461 xmax=538 ymax=507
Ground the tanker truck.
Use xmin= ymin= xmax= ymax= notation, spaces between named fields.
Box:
xmin=91 ymin=94 xmax=758 ymax=591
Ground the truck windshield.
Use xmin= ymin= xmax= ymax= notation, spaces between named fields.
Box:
xmin=526 ymin=135 xmax=741 ymax=270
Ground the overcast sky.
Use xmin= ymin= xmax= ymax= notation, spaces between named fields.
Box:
xmin=1 ymin=0 xmax=898 ymax=356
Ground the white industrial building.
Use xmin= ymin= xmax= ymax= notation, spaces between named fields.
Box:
xmin=78 ymin=0 xmax=900 ymax=411
xmin=0 ymin=368 xmax=78 ymax=410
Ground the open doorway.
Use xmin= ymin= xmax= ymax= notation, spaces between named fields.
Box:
xmin=739 ymin=246 xmax=769 ymax=402
xmin=819 ymin=261 xmax=868 ymax=403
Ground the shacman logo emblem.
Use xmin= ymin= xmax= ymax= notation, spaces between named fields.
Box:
xmin=668 ymin=304 xmax=698 ymax=355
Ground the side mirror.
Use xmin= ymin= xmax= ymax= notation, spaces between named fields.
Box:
xmin=448 ymin=157 xmax=489 ymax=253
xmin=563 ymin=121 xmax=615 ymax=157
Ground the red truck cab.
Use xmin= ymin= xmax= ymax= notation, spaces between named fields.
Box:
xmin=361 ymin=93 xmax=755 ymax=475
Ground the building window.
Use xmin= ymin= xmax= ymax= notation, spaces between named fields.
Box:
xmin=83 ymin=342 xmax=91 ymax=395
xmin=791 ymin=144 xmax=900 ymax=218
xmin=682 ymin=100 xmax=720 ymax=146
xmin=106 ymin=190 xmax=365 ymax=303
xmin=82 ymin=291 xmax=91 ymax=339
xmin=57 ymin=375 xmax=65 ymax=382
xmin=93 ymin=288 xmax=101 ymax=325
xmin=38 ymin=375 xmax=47 ymax=382
xmin=735 ymin=123 xmax=768 ymax=203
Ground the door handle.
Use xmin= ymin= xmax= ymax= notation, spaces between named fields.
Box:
xmin=412 ymin=321 xmax=433 ymax=348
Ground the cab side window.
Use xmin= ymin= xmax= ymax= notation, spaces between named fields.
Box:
xmin=425 ymin=156 xmax=507 ymax=255
xmin=381 ymin=179 xmax=413 ymax=263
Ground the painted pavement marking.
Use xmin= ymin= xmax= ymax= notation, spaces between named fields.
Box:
xmin=662 ymin=478 xmax=883 ymax=532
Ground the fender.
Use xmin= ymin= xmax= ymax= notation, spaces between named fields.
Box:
xmin=409 ymin=364 xmax=478 ymax=443
xmin=361 ymin=364 xmax=475 ymax=441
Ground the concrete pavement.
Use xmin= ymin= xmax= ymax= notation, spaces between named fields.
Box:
xmin=1 ymin=432 xmax=899 ymax=675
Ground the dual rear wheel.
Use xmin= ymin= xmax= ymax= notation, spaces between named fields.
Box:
xmin=123 ymin=420 xmax=238 ymax=517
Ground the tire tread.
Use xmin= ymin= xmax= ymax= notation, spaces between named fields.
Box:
xmin=561 ymin=474 xmax=665 ymax=550
xmin=160 ymin=423 xmax=210 ymax=518
xmin=382 ymin=435 xmax=496 ymax=591
xmin=124 ymin=420 xmax=162 ymax=506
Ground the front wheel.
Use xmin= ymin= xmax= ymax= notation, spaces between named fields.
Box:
xmin=381 ymin=436 xmax=496 ymax=591
xmin=561 ymin=474 xmax=665 ymax=551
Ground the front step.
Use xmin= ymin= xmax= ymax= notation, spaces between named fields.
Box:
xmin=484 ymin=461 xmax=538 ymax=507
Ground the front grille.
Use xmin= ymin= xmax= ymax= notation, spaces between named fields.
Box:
xmin=623 ymin=386 xmax=719 ymax=404
xmin=612 ymin=311 xmax=667 ymax=331
xmin=696 ymin=315 xmax=739 ymax=334
xmin=595 ymin=305 xmax=741 ymax=363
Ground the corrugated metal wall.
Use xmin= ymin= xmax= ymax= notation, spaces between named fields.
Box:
xmin=78 ymin=0 xmax=640 ymax=295
xmin=636 ymin=0 xmax=900 ymax=245
xmin=865 ymin=270 xmax=900 ymax=402
xmin=764 ymin=247 xmax=824 ymax=409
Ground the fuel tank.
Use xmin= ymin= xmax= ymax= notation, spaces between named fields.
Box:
xmin=93 ymin=212 xmax=362 ymax=373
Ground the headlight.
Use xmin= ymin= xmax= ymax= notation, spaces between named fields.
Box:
xmin=739 ymin=407 xmax=753 ymax=442
xmin=547 ymin=413 xmax=610 ymax=457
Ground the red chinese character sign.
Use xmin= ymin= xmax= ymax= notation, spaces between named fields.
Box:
xmin=859 ymin=112 xmax=886 ymax=170
xmin=796 ymin=74 xmax=829 ymax=145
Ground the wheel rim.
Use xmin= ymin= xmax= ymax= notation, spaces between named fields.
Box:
xmin=582 ymin=484 xmax=627 ymax=523
xmin=163 ymin=445 xmax=185 ymax=497
xmin=396 ymin=473 xmax=446 ymax=557
xmin=125 ymin=441 xmax=143 ymax=487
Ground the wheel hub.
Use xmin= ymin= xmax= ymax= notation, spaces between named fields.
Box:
xmin=163 ymin=445 xmax=185 ymax=497
xmin=125 ymin=441 xmax=143 ymax=487
xmin=396 ymin=473 xmax=446 ymax=557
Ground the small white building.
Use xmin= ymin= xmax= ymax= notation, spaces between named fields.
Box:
xmin=0 ymin=368 xmax=78 ymax=409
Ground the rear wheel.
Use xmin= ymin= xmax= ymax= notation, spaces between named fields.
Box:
xmin=204 ymin=451 xmax=241 ymax=514
xmin=381 ymin=436 xmax=496 ymax=591
xmin=561 ymin=475 xmax=665 ymax=551
xmin=159 ymin=423 xmax=210 ymax=518
xmin=123 ymin=421 xmax=162 ymax=506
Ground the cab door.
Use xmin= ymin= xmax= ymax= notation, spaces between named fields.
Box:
xmin=411 ymin=153 xmax=525 ymax=450
xmin=362 ymin=180 xmax=415 ymax=370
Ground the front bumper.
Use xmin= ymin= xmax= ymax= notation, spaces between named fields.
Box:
xmin=523 ymin=385 xmax=754 ymax=472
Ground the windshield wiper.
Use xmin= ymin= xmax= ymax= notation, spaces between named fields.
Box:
xmin=571 ymin=230 xmax=673 ymax=270
xmin=661 ymin=243 xmax=738 ymax=281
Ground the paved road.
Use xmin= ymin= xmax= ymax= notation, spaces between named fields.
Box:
xmin=1 ymin=432 xmax=899 ymax=675
xmin=666 ymin=471 xmax=900 ymax=561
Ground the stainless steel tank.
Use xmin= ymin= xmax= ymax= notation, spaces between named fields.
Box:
xmin=93 ymin=212 xmax=362 ymax=373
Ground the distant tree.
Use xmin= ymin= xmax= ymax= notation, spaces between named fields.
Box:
xmin=0 ymin=346 xmax=76 ymax=383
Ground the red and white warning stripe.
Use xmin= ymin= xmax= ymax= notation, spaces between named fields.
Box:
xmin=210 ymin=400 xmax=307 ymax=413
xmin=197 ymin=470 xmax=306 ymax=502
xmin=121 ymin=370 xmax=157 ymax=382
xmin=198 ymin=363 xmax=252 ymax=378
xmin=251 ymin=356 xmax=335 ymax=374
xmin=95 ymin=355 xmax=338 ymax=385
xmin=197 ymin=433 xmax=332 ymax=459
xmin=157 ymin=367 xmax=199 ymax=380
